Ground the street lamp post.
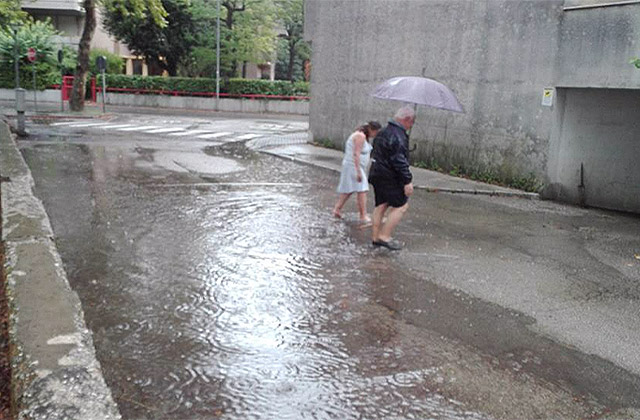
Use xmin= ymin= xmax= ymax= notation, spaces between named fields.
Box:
xmin=13 ymin=28 xmax=19 ymax=88
xmin=216 ymin=0 xmax=220 ymax=111
xmin=13 ymin=27 xmax=26 ymax=136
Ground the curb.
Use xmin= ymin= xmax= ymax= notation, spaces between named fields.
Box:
xmin=414 ymin=185 xmax=540 ymax=199
xmin=260 ymin=148 xmax=540 ymax=200
xmin=3 ymin=114 xmax=101 ymax=121
xmin=0 ymin=121 xmax=121 ymax=419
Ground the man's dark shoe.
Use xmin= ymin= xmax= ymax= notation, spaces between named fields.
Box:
xmin=372 ymin=239 xmax=402 ymax=251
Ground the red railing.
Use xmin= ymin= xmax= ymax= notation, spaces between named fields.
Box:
xmin=50 ymin=80 xmax=309 ymax=102
xmin=51 ymin=76 xmax=97 ymax=102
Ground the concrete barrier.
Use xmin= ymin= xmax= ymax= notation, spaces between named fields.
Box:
xmin=0 ymin=89 xmax=309 ymax=115
xmin=104 ymin=92 xmax=309 ymax=115
xmin=0 ymin=89 xmax=60 ymax=103
xmin=0 ymin=121 xmax=120 ymax=419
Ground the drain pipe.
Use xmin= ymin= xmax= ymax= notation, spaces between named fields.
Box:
xmin=578 ymin=162 xmax=586 ymax=207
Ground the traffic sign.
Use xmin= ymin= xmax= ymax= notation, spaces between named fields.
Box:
xmin=27 ymin=47 xmax=36 ymax=62
xmin=96 ymin=55 xmax=107 ymax=72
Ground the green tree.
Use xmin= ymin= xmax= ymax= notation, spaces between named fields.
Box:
xmin=70 ymin=0 xmax=166 ymax=111
xmin=102 ymin=0 xmax=193 ymax=76
xmin=273 ymin=0 xmax=308 ymax=82
xmin=0 ymin=19 xmax=60 ymax=89
xmin=189 ymin=0 xmax=275 ymax=78
xmin=231 ymin=0 xmax=276 ymax=75
xmin=0 ymin=0 xmax=27 ymax=27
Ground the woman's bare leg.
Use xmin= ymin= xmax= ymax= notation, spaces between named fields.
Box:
xmin=333 ymin=193 xmax=352 ymax=218
xmin=356 ymin=192 xmax=369 ymax=222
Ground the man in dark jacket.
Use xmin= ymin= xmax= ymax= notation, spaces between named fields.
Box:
xmin=368 ymin=106 xmax=415 ymax=250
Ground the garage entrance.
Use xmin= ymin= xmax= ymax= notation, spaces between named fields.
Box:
xmin=546 ymin=88 xmax=640 ymax=213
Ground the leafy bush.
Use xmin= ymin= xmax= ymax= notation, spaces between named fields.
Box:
xmin=104 ymin=74 xmax=219 ymax=92
xmin=0 ymin=19 xmax=61 ymax=89
xmin=226 ymin=79 xmax=309 ymax=96
xmin=59 ymin=46 xmax=77 ymax=76
xmin=89 ymin=48 xmax=124 ymax=75
xmin=103 ymin=74 xmax=310 ymax=97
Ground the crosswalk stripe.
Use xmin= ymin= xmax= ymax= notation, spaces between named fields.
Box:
xmin=145 ymin=127 xmax=187 ymax=134
xmin=99 ymin=124 xmax=135 ymax=129
xmin=67 ymin=122 xmax=112 ymax=128
xmin=118 ymin=125 xmax=161 ymax=131
xmin=233 ymin=133 xmax=263 ymax=140
xmin=196 ymin=132 xmax=232 ymax=139
xmin=50 ymin=121 xmax=81 ymax=126
xmin=168 ymin=129 xmax=213 ymax=136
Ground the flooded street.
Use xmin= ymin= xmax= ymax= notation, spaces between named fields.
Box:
xmin=17 ymin=115 xmax=640 ymax=419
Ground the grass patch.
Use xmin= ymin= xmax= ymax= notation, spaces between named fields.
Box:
xmin=413 ymin=159 xmax=543 ymax=193
xmin=312 ymin=138 xmax=340 ymax=150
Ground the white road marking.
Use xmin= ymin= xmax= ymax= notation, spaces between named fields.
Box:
xmin=118 ymin=125 xmax=161 ymax=131
xmin=67 ymin=122 xmax=112 ymax=128
xmin=99 ymin=124 xmax=135 ymax=129
xmin=196 ymin=132 xmax=232 ymax=139
xmin=145 ymin=127 xmax=187 ymax=134
xmin=50 ymin=121 xmax=82 ymax=126
xmin=233 ymin=133 xmax=263 ymax=140
xmin=168 ymin=129 xmax=213 ymax=136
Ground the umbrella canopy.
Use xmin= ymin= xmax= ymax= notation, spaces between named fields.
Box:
xmin=372 ymin=76 xmax=464 ymax=113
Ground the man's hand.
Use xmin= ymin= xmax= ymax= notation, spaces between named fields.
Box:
xmin=404 ymin=183 xmax=414 ymax=197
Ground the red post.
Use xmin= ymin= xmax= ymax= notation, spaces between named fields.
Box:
xmin=62 ymin=76 xmax=74 ymax=101
xmin=90 ymin=77 xmax=97 ymax=102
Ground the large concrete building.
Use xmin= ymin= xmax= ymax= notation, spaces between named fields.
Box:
xmin=304 ymin=0 xmax=640 ymax=213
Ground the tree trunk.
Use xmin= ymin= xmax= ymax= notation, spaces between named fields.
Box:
xmin=166 ymin=59 xmax=177 ymax=77
xmin=70 ymin=0 xmax=96 ymax=112
xmin=287 ymin=40 xmax=297 ymax=82
xmin=225 ymin=9 xmax=233 ymax=30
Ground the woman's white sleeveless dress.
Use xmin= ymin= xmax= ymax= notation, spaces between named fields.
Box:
xmin=336 ymin=133 xmax=372 ymax=193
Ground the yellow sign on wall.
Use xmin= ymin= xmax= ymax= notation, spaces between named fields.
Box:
xmin=542 ymin=88 xmax=554 ymax=107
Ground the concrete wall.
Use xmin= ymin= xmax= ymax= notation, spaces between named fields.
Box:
xmin=545 ymin=88 xmax=640 ymax=212
xmin=305 ymin=0 xmax=640 ymax=210
xmin=0 ymin=89 xmax=309 ymax=115
xmin=0 ymin=89 xmax=61 ymax=103
xmin=104 ymin=93 xmax=309 ymax=115
xmin=305 ymin=0 xmax=566 ymax=173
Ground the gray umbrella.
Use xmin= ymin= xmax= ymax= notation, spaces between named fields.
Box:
xmin=372 ymin=76 xmax=464 ymax=113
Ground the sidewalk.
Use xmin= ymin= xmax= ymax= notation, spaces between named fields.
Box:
xmin=0 ymin=121 xmax=120 ymax=419
xmin=261 ymin=143 xmax=540 ymax=199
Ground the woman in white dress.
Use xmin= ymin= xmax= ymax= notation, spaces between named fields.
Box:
xmin=332 ymin=121 xmax=382 ymax=223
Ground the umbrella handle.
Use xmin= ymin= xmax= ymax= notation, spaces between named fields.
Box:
xmin=409 ymin=143 xmax=417 ymax=152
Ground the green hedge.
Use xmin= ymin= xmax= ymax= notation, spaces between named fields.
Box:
xmin=226 ymin=79 xmax=309 ymax=96
xmin=103 ymin=74 xmax=309 ymax=97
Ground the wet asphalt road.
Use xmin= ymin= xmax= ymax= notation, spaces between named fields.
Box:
xmin=17 ymin=114 xmax=640 ymax=419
